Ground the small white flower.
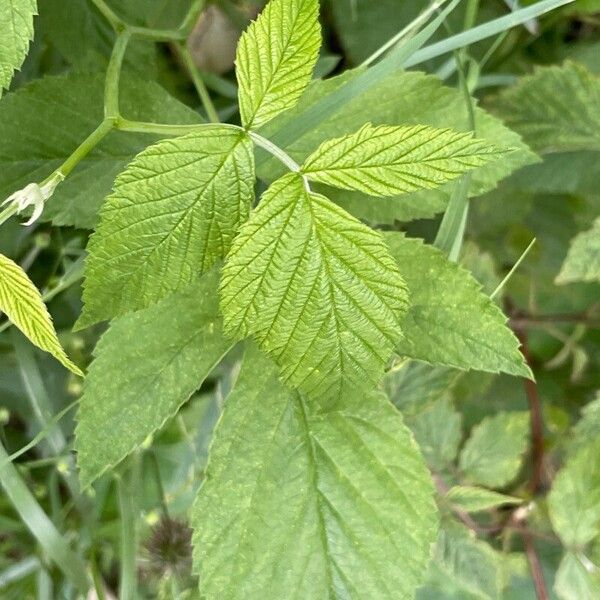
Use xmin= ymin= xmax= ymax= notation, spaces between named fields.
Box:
xmin=2 ymin=172 xmax=64 ymax=226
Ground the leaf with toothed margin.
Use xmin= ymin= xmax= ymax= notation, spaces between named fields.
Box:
xmin=75 ymin=270 xmax=233 ymax=488
xmin=0 ymin=253 xmax=82 ymax=376
xmin=0 ymin=0 xmax=36 ymax=95
xmin=302 ymin=123 xmax=506 ymax=197
xmin=77 ymin=127 xmax=255 ymax=329
xmin=192 ymin=345 xmax=438 ymax=600
xmin=384 ymin=233 xmax=531 ymax=379
xmin=236 ymin=0 xmax=321 ymax=129
xmin=556 ymin=218 xmax=600 ymax=284
xmin=220 ymin=173 xmax=408 ymax=402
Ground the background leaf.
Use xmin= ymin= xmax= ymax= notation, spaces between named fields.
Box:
xmin=385 ymin=233 xmax=531 ymax=378
xmin=80 ymin=127 xmax=254 ymax=327
xmin=221 ymin=173 xmax=408 ymax=401
xmin=192 ymin=345 xmax=438 ymax=599
xmin=0 ymin=253 xmax=81 ymax=375
xmin=556 ymin=218 xmax=600 ymax=284
xmin=459 ymin=412 xmax=530 ymax=488
xmin=0 ymin=73 xmax=202 ymax=229
xmin=548 ymin=439 xmax=600 ymax=547
xmin=445 ymin=486 xmax=522 ymax=513
xmin=75 ymin=270 xmax=232 ymax=487
xmin=0 ymin=0 xmax=36 ymax=95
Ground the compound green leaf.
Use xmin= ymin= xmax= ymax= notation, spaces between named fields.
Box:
xmin=385 ymin=233 xmax=531 ymax=378
xmin=75 ymin=270 xmax=232 ymax=488
xmin=556 ymin=218 xmax=600 ymax=284
xmin=0 ymin=72 xmax=203 ymax=229
xmin=491 ymin=62 xmax=600 ymax=154
xmin=555 ymin=553 xmax=600 ymax=600
xmin=302 ymin=123 xmax=505 ymax=197
xmin=0 ymin=253 xmax=81 ymax=376
xmin=79 ymin=127 xmax=254 ymax=327
xmin=221 ymin=173 xmax=408 ymax=401
xmin=459 ymin=412 xmax=530 ymax=489
xmin=236 ymin=0 xmax=321 ymax=129
xmin=0 ymin=0 xmax=36 ymax=94
xmin=548 ymin=439 xmax=600 ymax=547
xmin=192 ymin=345 xmax=438 ymax=600
xmin=445 ymin=486 xmax=522 ymax=513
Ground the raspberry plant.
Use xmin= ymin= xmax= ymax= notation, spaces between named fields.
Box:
xmin=0 ymin=0 xmax=598 ymax=598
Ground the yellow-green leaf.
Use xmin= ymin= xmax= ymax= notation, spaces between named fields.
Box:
xmin=0 ymin=254 xmax=82 ymax=376
xmin=236 ymin=0 xmax=321 ymax=129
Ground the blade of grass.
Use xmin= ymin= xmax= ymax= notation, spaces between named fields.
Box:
xmin=405 ymin=0 xmax=575 ymax=68
xmin=0 ymin=440 xmax=90 ymax=595
xmin=118 ymin=457 xmax=140 ymax=600
xmin=491 ymin=239 xmax=537 ymax=300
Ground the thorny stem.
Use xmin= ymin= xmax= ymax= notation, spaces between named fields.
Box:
xmin=523 ymin=528 xmax=549 ymax=600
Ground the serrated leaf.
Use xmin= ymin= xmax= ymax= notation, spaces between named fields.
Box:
xmin=192 ymin=345 xmax=438 ymax=599
xmin=459 ymin=412 xmax=530 ymax=489
xmin=79 ymin=127 xmax=254 ymax=327
xmin=556 ymin=218 xmax=600 ymax=284
xmin=384 ymin=233 xmax=531 ymax=378
xmin=302 ymin=123 xmax=505 ymax=197
xmin=555 ymin=553 xmax=600 ymax=600
xmin=260 ymin=69 xmax=538 ymax=224
xmin=75 ymin=270 xmax=232 ymax=487
xmin=0 ymin=72 xmax=203 ymax=229
xmin=221 ymin=173 xmax=408 ymax=401
xmin=0 ymin=0 xmax=36 ymax=95
xmin=491 ymin=62 xmax=600 ymax=154
xmin=548 ymin=439 xmax=600 ymax=547
xmin=409 ymin=398 xmax=463 ymax=471
xmin=0 ymin=253 xmax=81 ymax=376
xmin=236 ymin=0 xmax=321 ymax=129
xmin=446 ymin=486 xmax=522 ymax=513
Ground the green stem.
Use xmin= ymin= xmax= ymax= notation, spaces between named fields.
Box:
xmin=0 ymin=203 xmax=18 ymax=227
xmin=56 ymin=120 xmax=115 ymax=181
xmin=250 ymin=131 xmax=302 ymax=173
xmin=178 ymin=0 xmax=207 ymax=34
xmin=90 ymin=0 xmax=123 ymax=30
xmin=127 ymin=25 xmax=187 ymax=41
xmin=0 ymin=440 xmax=90 ymax=595
xmin=176 ymin=43 xmax=220 ymax=122
xmin=105 ymin=31 xmax=131 ymax=119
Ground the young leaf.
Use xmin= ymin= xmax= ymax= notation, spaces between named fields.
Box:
xmin=459 ymin=412 xmax=530 ymax=489
xmin=384 ymin=233 xmax=531 ymax=378
xmin=556 ymin=218 xmax=600 ymax=284
xmin=555 ymin=553 xmax=600 ymax=600
xmin=220 ymin=173 xmax=408 ymax=401
xmin=491 ymin=62 xmax=600 ymax=154
xmin=236 ymin=0 xmax=321 ymax=129
xmin=75 ymin=270 xmax=232 ymax=488
xmin=192 ymin=345 xmax=438 ymax=599
xmin=0 ymin=0 xmax=36 ymax=95
xmin=0 ymin=73 xmax=203 ymax=229
xmin=0 ymin=253 xmax=81 ymax=376
xmin=445 ymin=486 xmax=522 ymax=513
xmin=79 ymin=127 xmax=254 ymax=327
xmin=302 ymin=123 xmax=505 ymax=197
xmin=548 ymin=440 xmax=600 ymax=547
